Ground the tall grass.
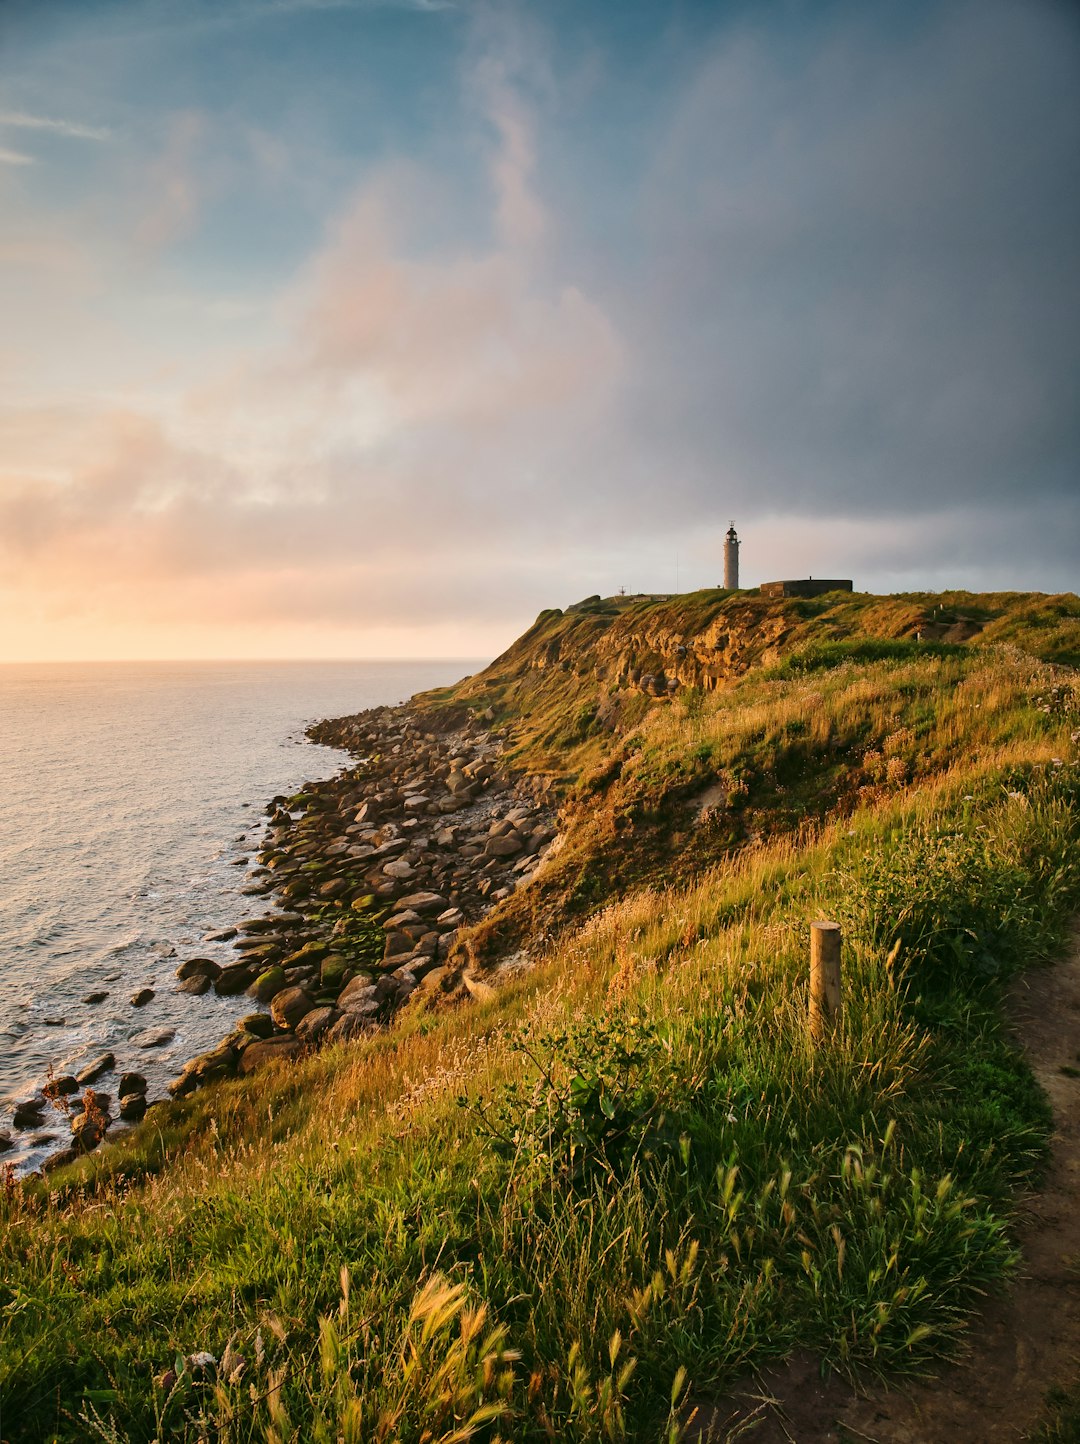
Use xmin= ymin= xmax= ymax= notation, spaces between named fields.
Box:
xmin=2 ymin=647 xmax=1078 ymax=1443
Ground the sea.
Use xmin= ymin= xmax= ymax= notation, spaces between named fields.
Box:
xmin=0 ymin=659 xmax=480 ymax=1173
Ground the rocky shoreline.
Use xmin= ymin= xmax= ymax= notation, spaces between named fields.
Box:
xmin=3 ymin=700 xmax=557 ymax=1174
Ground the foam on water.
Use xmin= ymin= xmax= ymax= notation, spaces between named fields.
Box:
xmin=0 ymin=658 xmax=476 ymax=1172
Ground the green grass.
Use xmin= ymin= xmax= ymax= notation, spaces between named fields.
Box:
xmin=1030 ymin=1383 xmax=1080 ymax=1443
xmin=3 ymin=595 xmax=1080 ymax=1443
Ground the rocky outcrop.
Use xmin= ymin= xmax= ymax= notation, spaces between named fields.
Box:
xmin=160 ymin=705 xmax=558 ymax=1099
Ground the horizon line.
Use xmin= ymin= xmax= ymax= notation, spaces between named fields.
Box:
xmin=0 ymin=654 xmax=492 ymax=667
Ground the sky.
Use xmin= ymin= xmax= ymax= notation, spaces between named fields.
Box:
xmin=1 ymin=0 xmax=1078 ymax=662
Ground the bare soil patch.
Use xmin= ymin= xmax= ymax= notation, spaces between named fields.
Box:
xmin=693 ymin=928 xmax=1080 ymax=1443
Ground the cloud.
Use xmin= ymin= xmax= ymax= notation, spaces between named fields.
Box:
xmin=611 ymin=0 xmax=1080 ymax=523
xmin=260 ymin=0 xmax=455 ymax=12
xmin=1 ymin=0 xmax=1077 ymax=662
xmin=0 ymin=110 xmax=112 ymax=142
xmin=288 ymin=174 xmax=619 ymax=429
xmin=0 ymin=44 xmax=625 ymax=643
xmin=0 ymin=147 xmax=33 ymax=166
xmin=135 ymin=111 xmax=209 ymax=252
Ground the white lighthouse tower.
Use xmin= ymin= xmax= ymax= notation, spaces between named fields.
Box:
xmin=723 ymin=522 xmax=740 ymax=590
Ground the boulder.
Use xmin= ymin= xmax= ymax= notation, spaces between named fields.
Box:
xmin=382 ymin=931 xmax=415 ymax=962
xmin=281 ymin=941 xmax=330 ymax=967
xmin=383 ymin=858 xmax=415 ymax=880
xmin=131 ymin=1026 xmax=176 ymax=1050
xmin=436 ymin=907 xmax=465 ymax=929
xmin=13 ymin=1099 xmax=46 ymax=1129
xmin=43 ymin=1145 xmax=79 ymax=1173
xmin=214 ymin=964 xmax=254 ymax=996
xmin=295 ymin=1006 xmax=338 ymax=1042
xmin=247 ymin=965 xmax=286 ymax=1002
xmin=76 ymin=1053 xmax=115 ymax=1085
xmin=237 ymin=1038 xmax=303 ymax=1075
xmin=187 ymin=1047 xmax=236 ymax=1083
xmin=320 ymin=955 xmax=349 ymax=989
xmin=119 ymin=1093 xmax=148 ymax=1122
xmin=82 ymin=991 xmax=108 ymax=1005
xmin=338 ymin=977 xmax=379 ymax=1012
xmin=396 ymin=891 xmax=449 ymax=915
xmin=269 ymin=986 xmax=314 ymax=1031
xmin=0 ymin=1131 xmax=13 ymax=1153
xmin=176 ymin=957 xmax=221 ymax=981
xmin=384 ymin=909 xmax=422 ymax=930
xmin=436 ymin=932 xmax=457 ymax=960
xmin=118 ymin=1072 xmax=147 ymax=1098
xmin=412 ymin=954 xmax=448 ymax=980
xmin=415 ymin=965 xmax=450 ymax=994
xmin=177 ymin=973 xmax=212 ymax=995
xmin=237 ymin=1012 xmax=276 ymax=1039
xmin=130 ymin=988 xmax=155 ymax=1007
xmin=45 ymin=1075 xmax=79 ymax=1098
xmin=325 ymin=1012 xmax=374 ymax=1045
xmin=485 ymin=834 xmax=523 ymax=858
xmin=232 ymin=941 xmax=281 ymax=966
xmin=71 ymin=1112 xmax=105 ymax=1151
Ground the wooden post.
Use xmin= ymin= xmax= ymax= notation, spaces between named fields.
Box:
xmin=809 ymin=921 xmax=842 ymax=1041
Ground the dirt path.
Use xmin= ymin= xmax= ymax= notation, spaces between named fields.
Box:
xmin=696 ymin=929 xmax=1080 ymax=1443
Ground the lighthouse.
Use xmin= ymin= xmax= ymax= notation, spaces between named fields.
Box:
xmin=723 ymin=522 xmax=740 ymax=590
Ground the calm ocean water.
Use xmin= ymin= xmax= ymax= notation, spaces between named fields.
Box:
xmin=0 ymin=659 xmax=478 ymax=1172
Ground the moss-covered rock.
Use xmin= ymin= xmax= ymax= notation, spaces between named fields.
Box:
xmin=248 ymin=966 xmax=286 ymax=1002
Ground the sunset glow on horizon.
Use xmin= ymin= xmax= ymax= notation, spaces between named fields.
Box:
xmin=2 ymin=0 xmax=1077 ymax=663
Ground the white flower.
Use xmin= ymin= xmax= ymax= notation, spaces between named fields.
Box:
xmin=187 ymin=1352 xmax=217 ymax=1370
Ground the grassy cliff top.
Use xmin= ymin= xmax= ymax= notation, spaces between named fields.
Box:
xmin=3 ymin=588 xmax=1080 ymax=1443
xmin=417 ymin=588 xmax=1080 ymax=781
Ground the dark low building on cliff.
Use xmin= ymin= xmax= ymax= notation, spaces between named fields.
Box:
xmin=759 ymin=578 xmax=854 ymax=599
xmin=722 ymin=524 xmax=851 ymax=599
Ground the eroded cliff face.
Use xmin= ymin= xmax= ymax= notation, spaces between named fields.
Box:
xmin=407 ymin=585 xmax=1079 ymax=977
xmin=434 ymin=590 xmax=941 ymax=757
xmin=458 ymin=591 xmax=926 ymax=705
xmin=418 ymin=586 xmax=1079 ymax=789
